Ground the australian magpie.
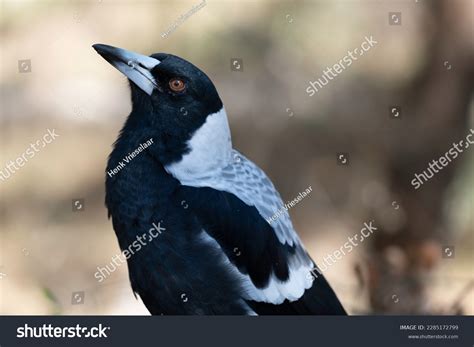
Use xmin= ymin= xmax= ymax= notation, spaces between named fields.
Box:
xmin=93 ymin=44 xmax=347 ymax=315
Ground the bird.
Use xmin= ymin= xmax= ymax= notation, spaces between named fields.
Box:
xmin=93 ymin=43 xmax=347 ymax=315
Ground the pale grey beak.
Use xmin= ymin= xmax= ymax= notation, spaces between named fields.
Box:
xmin=93 ymin=44 xmax=161 ymax=95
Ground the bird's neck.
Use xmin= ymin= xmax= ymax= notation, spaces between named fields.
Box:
xmin=164 ymin=107 xmax=233 ymax=183
xmin=105 ymin=131 xmax=180 ymax=226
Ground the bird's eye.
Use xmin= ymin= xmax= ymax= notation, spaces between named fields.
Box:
xmin=169 ymin=78 xmax=186 ymax=92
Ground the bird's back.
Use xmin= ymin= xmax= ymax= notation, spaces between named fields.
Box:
xmin=167 ymin=149 xmax=347 ymax=315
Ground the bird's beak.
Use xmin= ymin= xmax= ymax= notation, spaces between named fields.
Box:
xmin=92 ymin=44 xmax=161 ymax=96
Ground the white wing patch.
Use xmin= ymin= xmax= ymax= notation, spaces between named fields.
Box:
xmin=210 ymin=150 xmax=301 ymax=246
xmin=175 ymin=149 xmax=302 ymax=246
xmin=199 ymin=231 xmax=314 ymax=304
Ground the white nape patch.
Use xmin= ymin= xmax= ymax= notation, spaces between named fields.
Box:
xmin=165 ymin=107 xmax=232 ymax=181
xmin=199 ymin=231 xmax=314 ymax=305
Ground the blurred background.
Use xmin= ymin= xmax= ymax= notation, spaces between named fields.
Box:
xmin=0 ymin=0 xmax=472 ymax=315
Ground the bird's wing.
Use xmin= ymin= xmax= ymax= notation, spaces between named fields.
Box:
xmin=183 ymin=150 xmax=303 ymax=245
xmin=173 ymin=150 xmax=346 ymax=313
xmin=221 ymin=150 xmax=303 ymax=246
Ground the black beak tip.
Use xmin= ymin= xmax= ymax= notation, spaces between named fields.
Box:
xmin=92 ymin=44 xmax=120 ymax=63
xmin=92 ymin=43 xmax=106 ymax=55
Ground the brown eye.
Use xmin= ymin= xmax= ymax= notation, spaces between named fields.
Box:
xmin=169 ymin=78 xmax=186 ymax=92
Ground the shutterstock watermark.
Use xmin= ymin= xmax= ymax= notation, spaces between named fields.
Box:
xmin=94 ymin=221 xmax=165 ymax=282
xmin=0 ymin=129 xmax=59 ymax=183
xmin=306 ymin=36 xmax=378 ymax=96
xmin=307 ymin=220 xmax=378 ymax=280
xmin=17 ymin=324 xmax=109 ymax=339
xmin=411 ymin=128 xmax=474 ymax=190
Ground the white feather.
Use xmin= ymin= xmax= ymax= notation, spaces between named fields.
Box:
xmin=165 ymin=107 xmax=232 ymax=180
xmin=199 ymin=231 xmax=314 ymax=304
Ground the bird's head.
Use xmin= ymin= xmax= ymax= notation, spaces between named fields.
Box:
xmin=93 ymin=44 xmax=229 ymax=166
